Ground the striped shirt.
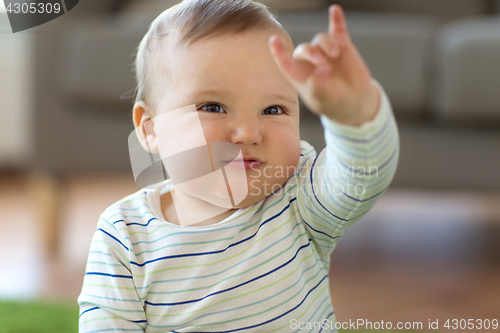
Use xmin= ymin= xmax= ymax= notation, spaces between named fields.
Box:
xmin=78 ymin=81 xmax=399 ymax=332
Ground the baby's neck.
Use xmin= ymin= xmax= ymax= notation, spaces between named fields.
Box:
xmin=160 ymin=191 xmax=237 ymax=227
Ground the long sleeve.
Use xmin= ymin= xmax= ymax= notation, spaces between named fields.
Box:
xmin=78 ymin=212 xmax=147 ymax=332
xmin=297 ymin=79 xmax=399 ymax=257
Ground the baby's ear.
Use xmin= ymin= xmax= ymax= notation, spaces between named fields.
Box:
xmin=133 ymin=101 xmax=159 ymax=153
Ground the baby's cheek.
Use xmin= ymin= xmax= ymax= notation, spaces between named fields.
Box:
xmin=283 ymin=134 xmax=302 ymax=172
xmin=199 ymin=118 xmax=224 ymax=143
xmin=287 ymin=150 xmax=301 ymax=178
xmin=272 ymin=145 xmax=301 ymax=183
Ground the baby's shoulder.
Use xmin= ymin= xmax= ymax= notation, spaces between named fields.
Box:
xmin=298 ymin=140 xmax=318 ymax=166
xmin=289 ymin=140 xmax=318 ymax=180
xmin=268 ymin=140 xmax=318 ymax=201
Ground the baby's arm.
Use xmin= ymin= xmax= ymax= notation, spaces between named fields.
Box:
xmin=78 ymin=213 xmax=146 ymax=332
xmin=270 ymin=5 xmax=399 ymax=254
xmin=297 ymin=81 xmax=398 ymax=254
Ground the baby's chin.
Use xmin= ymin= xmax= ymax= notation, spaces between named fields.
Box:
xmin=188 ymin=181 xmax=286 ymax=210
xmin=191 ymin=180 xmax=266 ymax=209
xmin=231 ymin=177 xmax=291 ymax=208
xmin=173 ymin=168 xmax=292 ymax=210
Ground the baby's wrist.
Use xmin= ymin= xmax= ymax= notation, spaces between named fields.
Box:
xmin=325 ymin=81 xmax=380 ymax=127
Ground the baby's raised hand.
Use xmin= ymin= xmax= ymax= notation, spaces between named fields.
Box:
xmin=269 ymin=5 xmax=380 ymax=126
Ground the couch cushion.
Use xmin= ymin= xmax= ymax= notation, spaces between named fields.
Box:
xmin=327 ymin=0 xmax=489 ymax=20
xmin=123 ymin=0 xmax=181 ymax=15
xmin=56 ymin=15 xmax=148 ymax=112
xmin=431 ymin=16 xmax=500 ymax=123
xmin=123 ymin=0 xmax=324 ymax=15
xmin=277 ymin=10 xmax=442 ymax=118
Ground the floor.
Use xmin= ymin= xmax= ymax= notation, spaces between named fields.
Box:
xmin=1 ymin=171 xmax=499 ymax=332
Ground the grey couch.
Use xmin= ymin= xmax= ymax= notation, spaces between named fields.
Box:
xmin=279 ymin=8 xmax=500 ymax=191
xmin=31 ymin=0 xmax=500 ymax=192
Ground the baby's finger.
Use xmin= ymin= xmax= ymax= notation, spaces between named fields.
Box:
xmin=269 ymin=35 xmax=295 ymax=77
xmin=329 ymin=5 xmax=349 ymax=42
xmin=269 ymin=36 xmax=314 ymax=82
xmin=312 ymin=32 xmax=339 ymax=58
xmin=293 ymin=42 xmax=327 ymax=66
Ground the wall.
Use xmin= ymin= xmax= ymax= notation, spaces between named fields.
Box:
xmin=0 ymin=12 xmax=33 ymax=169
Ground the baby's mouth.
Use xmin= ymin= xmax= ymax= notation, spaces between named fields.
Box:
xmin=223 ymin=157 xmax=264 ymax=170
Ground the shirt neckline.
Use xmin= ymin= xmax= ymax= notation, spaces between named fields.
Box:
xmin=146 ymin=179 xmax=258 ymax=229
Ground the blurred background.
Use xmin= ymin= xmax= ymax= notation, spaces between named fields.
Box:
xmin=1 ymin=0 xmax=500 ymax=331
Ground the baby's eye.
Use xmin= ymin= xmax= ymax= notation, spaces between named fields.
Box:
xmin=262 ymin=106 xmax=285 ymax=115
xmin=200 ymin=104 xmax=225 ymax=113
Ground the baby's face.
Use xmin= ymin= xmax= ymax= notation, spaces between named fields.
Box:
xmin=152 ymin=28 xmax=301 ymax=208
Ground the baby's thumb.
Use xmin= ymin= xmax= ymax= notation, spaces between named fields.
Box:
xmin=269 ymin=36 xmax=297 ymax=80
xmin=269 ymin=35 xmax=314 ymax=83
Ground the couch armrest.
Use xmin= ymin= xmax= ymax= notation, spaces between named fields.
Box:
xmin=431 ymin=16 xmax=500 ymax=123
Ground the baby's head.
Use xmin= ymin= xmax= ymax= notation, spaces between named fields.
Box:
xmin=133 ymin=0 xmax=302 ymax=208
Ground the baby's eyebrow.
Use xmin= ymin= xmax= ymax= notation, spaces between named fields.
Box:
xmin=194 ymin=89 xmax=297 ymax=105
xmin=266 ymin=93 xmax=298 ymax=105
xmin=195 ymin=89 xmax=225 ymax=97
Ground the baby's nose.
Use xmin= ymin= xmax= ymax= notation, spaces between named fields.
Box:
xmin=229 ymin=117 xmax=263 ymax=146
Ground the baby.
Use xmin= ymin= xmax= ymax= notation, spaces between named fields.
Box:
xmin=78 ymin=0 xmax=399 ymax=332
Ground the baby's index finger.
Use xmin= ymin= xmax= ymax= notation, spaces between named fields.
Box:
xmin=269 ymin=35 xmax=315 ymax=83
xmin=269 ymin=35 xmax=293 ymax=73
xmin=328 ymin=5 xmax=348 ymax=37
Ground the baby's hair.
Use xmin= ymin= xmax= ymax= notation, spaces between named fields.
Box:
xmin=134 ymin=0 xmax=283 ymax=113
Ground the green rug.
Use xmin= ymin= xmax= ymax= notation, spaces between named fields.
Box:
xmin=0 ymin=300 xmax=429 ymax=332
xmin=0 ymin=300 xmax=78 ymax=333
